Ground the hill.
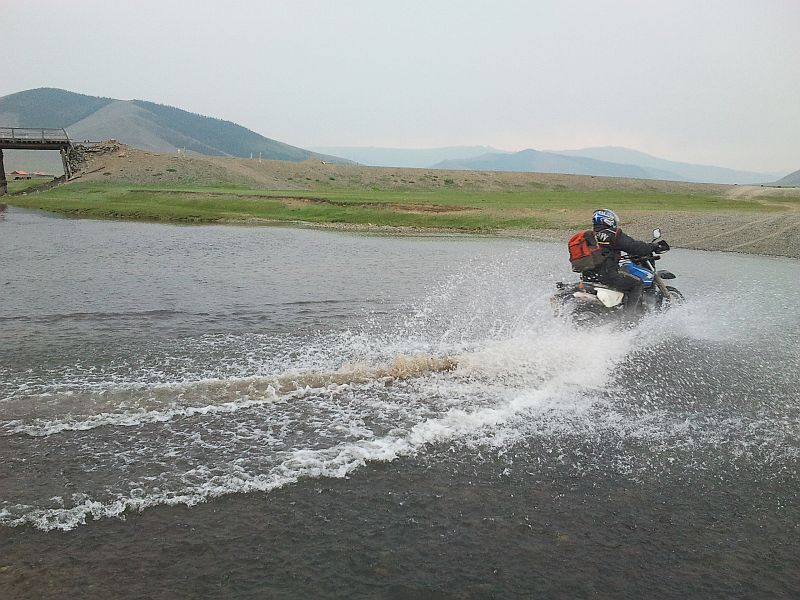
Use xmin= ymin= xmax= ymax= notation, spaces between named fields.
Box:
xmin=0 ymin=88 xmax=114 ymax=128
xmin=65 ymin=142 xmax=736 ymax=194
xmin=0 ymin=88 xmax=344 ymax=167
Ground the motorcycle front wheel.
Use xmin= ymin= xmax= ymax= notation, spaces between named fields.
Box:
xmin=661 ymin=286 xmax=685 ymax=307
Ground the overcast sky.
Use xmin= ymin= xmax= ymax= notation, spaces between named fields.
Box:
xmin=2 ymin=0 xmax=798 ymax=172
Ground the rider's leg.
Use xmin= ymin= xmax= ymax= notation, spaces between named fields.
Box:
xmin=600 ymin=271 xmax=643 ymax=313
xmin=624 ymin=278 xmax=644 ymax=313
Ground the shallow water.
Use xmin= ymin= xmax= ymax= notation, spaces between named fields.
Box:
xmin=1 ymin=207 xmax=798 ymax=598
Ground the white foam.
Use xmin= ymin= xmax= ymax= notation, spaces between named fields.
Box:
xmin=1 ymin=353 xmax=459 ymax=437
xmin=0 ymin=318 xmax=642 ymax=531
xmin=0 ymin=383 xmax=571 ymax=531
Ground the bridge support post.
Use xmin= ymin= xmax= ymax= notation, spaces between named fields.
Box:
xmin=60 ymin=147 xmax=72 ymax=179
xmin=0 ymin=149 xmax=6 ymax=196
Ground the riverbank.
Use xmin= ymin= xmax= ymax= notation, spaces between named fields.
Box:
xmin=6 ymin=144 xmax=800 ymax=257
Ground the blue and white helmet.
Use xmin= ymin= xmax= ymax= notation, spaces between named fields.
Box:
xmin=592 ymin=208 xmax=619 ymax=229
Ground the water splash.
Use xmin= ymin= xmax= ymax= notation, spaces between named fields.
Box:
xmin=1 ymin=243 xmax=797 ymax=531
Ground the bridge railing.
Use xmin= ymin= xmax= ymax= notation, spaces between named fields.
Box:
xmin=0 ymin=127 xmax=70 ymax=141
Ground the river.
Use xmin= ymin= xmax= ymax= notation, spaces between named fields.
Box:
xmin=1 ymin=206 xmax=798 ymax=599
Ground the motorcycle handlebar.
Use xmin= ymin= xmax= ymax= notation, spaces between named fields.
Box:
xmin=622 ymin=240 xmax=670 ymax=261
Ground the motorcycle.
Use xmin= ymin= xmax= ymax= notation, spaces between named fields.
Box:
xmin=552 ymin=228 xmax=685 ymax=324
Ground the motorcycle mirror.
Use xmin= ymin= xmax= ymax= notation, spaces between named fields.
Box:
xmin=652 ymin=228 xmax=661 ymax=240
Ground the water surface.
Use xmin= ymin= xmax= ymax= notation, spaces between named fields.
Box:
xmin=1 ymin=207 xmax=798 ymax=599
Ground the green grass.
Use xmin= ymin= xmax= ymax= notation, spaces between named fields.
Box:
xmin=255 ymin=187 xmax=779 ymax=211
xmin=4 ymin=178 xmax=55 ymax=194
xmin=6 ymin=181 xmax=787 ymax=231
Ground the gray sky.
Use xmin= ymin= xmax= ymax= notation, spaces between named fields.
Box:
xmin=2 ymin=0 xmax=798 ymax=172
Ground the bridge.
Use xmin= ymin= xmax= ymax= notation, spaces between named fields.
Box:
xmin=0 ymin=127 xmax=74 ymax=195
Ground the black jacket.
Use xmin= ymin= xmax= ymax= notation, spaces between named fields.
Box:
xmin=593 ymin=227 xmax=652 ymax=273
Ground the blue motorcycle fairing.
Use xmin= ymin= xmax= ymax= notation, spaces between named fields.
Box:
xmin=622 ymin=261 xmax=655 ymax=287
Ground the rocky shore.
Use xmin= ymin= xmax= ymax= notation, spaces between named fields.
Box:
xmin=523 ymin=207 xmax=800 ymax=259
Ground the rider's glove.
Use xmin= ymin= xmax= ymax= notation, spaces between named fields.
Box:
xmin=651 ymin=240 xmax=669 ymax=253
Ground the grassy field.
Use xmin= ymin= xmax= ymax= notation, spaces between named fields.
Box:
xmin=6 ymin=182 xmax=785 ymax=232
xmin=4 ymin=178 xmax=55 ymax=194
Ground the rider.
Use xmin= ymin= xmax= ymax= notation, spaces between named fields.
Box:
xmin=583 ymin=209 xmax=659 ymax=314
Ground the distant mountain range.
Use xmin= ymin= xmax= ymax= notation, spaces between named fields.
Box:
xmin=434 ymin=148 xmax=662 ymax=180
xmin=0 ymin=88 xmax=344 ymax=172
xmin=548 ymin=146 xmax=786 ymax=185
xmin=309 ymin=145 xmax=508 ymax=169
xmin=1 ymin=88 xmax=793 ymax=184
xmin=310 ymin=145 xmax=788 ymax=185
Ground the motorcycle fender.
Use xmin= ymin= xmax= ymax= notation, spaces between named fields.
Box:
xmin=573 ymin=291 xmax=601 ymax=303
xmin=656 ymin=270 xmax=676 ymax=279
xmin=596 ymin=288 xmax=625 ymax=307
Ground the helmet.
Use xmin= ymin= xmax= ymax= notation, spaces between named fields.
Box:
xmin=592 ymin=209 xmax=619 ymax=229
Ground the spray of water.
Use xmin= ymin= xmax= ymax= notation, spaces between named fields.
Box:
xmin=1 ymin=247 xmax=797 ymax=531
